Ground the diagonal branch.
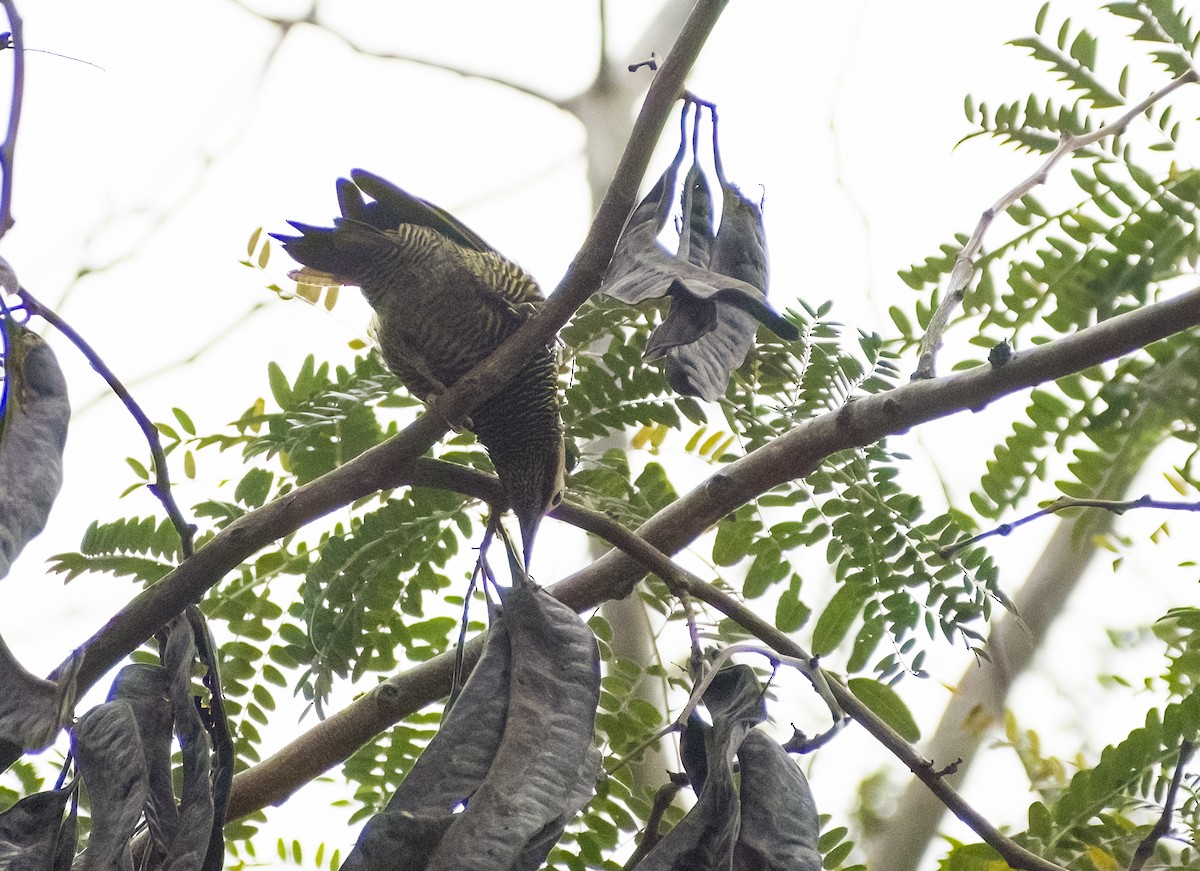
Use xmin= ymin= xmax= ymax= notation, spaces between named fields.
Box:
xmin=0 ymin=0 xmax=730 ymax=770
xmin=13 ymin=286 xmax=1195 ymax=782
xmin=219 ymin=467 xmax=1069 ymax=871
xmin=204 ymin=287 xmax=1200 ymax=826
xmin=913 ymin=68 xmax=1199 ymax=379
xmin=18 ymin=289 xmax=197 ymax=557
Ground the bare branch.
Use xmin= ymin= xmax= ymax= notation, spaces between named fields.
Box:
xmin=13 ymin=285 xmax=1195 ymax=773
xmin=942 ymin=493 xmax=1200 ymax=557
xmin=912 ymin=69 xmax=1200 ymax=379
xmin=18 ymin=288 xmax=196 ymax=558
xmin=227 ymin=0 xmax=562 ymax=108
xmin=0 ymin=0 xmax=24 ymax=240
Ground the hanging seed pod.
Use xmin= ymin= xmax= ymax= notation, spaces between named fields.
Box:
xmin=424 ymin=582 xmax=601 ymax=871
xmin=733 ymin=730 xmax=821 ymax=871
xmin=0 ymin=786 xmax=75 ymax=870
xmin=602 ymin=105 xmax=796 ymax=349
xmin=341 ymin=619 xmax=513 ymax=871
xmin=72 ymin=701 xmax=150 ymax=871
xmin=662 ymin=109 xmax=774 ymax=401
xmin=109 ymin=664 xmax=178 ymax=858
xmin=162 ymin=615 xmax=215 ymax=871
xmin=632 ymin=665 xmax=765 ymax=870
xmin=0 ymin=322 xmax=69 ymax=580
xmin=0 ymin=635 xmax=79 ymax=751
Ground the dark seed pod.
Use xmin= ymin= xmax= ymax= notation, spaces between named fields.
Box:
xmin=633 ymin=666 xmax=766 ymax=870
xmin=424 ymin=584 xmax=601 ymax=871
xmin=602 ymin=105 xmax=796 ymax=348
xmin=0 ymin=324 xmax=69 ymax=580
xmin=72 ymin=701 xmax=150 ymax=871
xmin=733 ymin=730 xmax=821 ymax=871
xmin=662 ymin=110 xmax=775 ymax=402
xmin=0 ymin=787 xmax=75 ymax=871
xmin=0 ymin=636 xmax=79 ymax=751
xmin=109 ymin=664 xmax=177 ymax=857
xmin=342 ymin=619 xmax=513 ymax=870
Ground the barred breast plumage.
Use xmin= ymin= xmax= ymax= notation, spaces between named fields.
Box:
xmin=272 ymin=170 xmax=564 ymax=564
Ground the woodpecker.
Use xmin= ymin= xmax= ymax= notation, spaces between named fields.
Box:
xmin=272 ymin=170 xmax=565 ymax=564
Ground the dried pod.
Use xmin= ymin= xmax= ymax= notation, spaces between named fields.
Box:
xmin=662 ymin=112 xmax=774 ymax=401
xmin=424 ymin=583 xmax=601 ymax=871
xmin=72 ymin=701 xmax=149 ymax=871
xmin=0 ymin=635 xmax=79 ymax=751
xmin=342 ymin=619 xmax=514 ymax=871
xmin=602 ymin=106 xmax=796 ymax=351
xmin=0 ymin=787 xmax=75 ymax=871
xmin=734 ymin=730 xmax=821 ymax=871
xmin=0 ymin=323 xmax=69 ymax=580
xmin=109 ymin=664 xmax=177 ymax=856
xmin=633 ymin=666 xmax=765 ymax=870
xmin=162 ymin=615 xmax=215 ymax=871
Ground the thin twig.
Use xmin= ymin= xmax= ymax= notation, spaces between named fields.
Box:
xmin=0 ymin=0 xmax=24 ymax=239
xmin=227 ymin=0 xmax=561 ymax=108
xmin=941 ymin=493 xmax=1200 ymax=557
xmin=18 ymin=288 xmax=196 ymax=557
xmin=621 ymin=775 xmax=686 ymax=870
xmin=1129 ymin=740 xmax=1194 ymax=871
xmin=913 ymin=68 xmax=1200 ymax=379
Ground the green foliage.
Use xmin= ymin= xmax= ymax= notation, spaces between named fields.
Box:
xmin=949 ymin=693 xmax=1200 ymax=869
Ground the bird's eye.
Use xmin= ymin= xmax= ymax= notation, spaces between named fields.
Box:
xmin=550 ymin=491 xmax=564 ymax=507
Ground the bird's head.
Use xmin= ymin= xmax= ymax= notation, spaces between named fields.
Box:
xmin=499 ymin=437 xmax=566 ymax=568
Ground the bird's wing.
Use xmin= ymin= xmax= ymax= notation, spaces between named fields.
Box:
xmin=349 ymin=169 xmax=495 ymax=254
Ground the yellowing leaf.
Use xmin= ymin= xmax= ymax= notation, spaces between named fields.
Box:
xmin=699 ymin=430 xmax=725 ymax=456
xmin=296 ymin=284 xmax=321 ymax=304
xmin=631 ymin=425 xmax=654 ymax=450
xmin=246 ymin=226 xmax=262 ymax=258
xmin=1085 ymin=845 xmax=1119 ymax=871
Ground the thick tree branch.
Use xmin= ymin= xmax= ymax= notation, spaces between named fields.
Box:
xmin=15 ymin=287 xmax=1193 ymax=778
xmin=220 ymin=471 xmax=1068 ymax=870
xmin=212 ymin=287 xmax=1200 ymax=827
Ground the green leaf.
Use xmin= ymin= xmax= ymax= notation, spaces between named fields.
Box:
xmin=267 ymin=362 xmax=293 ymax=410
xmin=847 ymin=677 xmax=921 ymax=742
xmin=811 ymin=583 xmax=870 ymax=656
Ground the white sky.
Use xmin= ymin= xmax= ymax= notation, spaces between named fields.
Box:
xmin=2 ymin=1 xmax=1197 ymax=867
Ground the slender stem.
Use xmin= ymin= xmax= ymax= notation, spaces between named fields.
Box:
xmin=18 ymin=289 xmax=196 ymax=557
xmin=941 ymin=493 xmax=1200 ymax=557
xmin=1128 ymin=740 xmax=1193 ymax=871
xmin=0 ymin=0 xmax=24 ymax=239
xmin=913 ymin=68 xmax=1200 ymax=379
